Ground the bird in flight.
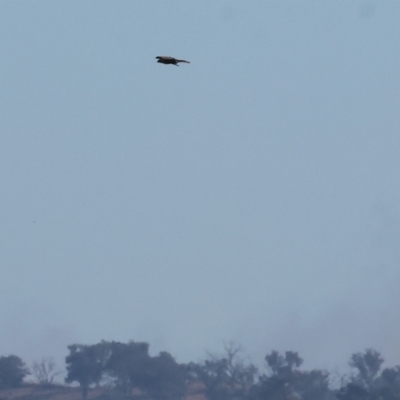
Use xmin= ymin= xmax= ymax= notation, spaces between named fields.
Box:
xmin=156 ymin=56 xmax=190 ymax=66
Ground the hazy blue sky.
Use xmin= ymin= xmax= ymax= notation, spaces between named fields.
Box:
xmin=1 ymin=0 xmax=400 ymax=375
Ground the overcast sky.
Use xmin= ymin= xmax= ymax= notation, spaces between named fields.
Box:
xmin=1 ymin=0 xmax=400 ymax=376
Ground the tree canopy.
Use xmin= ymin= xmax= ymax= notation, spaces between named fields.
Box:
xmin=0 ymin=355 xmax=29 ymax=389
xmin=3 ymin=342 xmax=400 ymax=400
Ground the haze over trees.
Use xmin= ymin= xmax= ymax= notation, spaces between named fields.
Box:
xmin=1 ymin=342 xmax=400 ymax=400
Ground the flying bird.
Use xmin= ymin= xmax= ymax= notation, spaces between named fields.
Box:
xmin=156 ymin=56 xmax=190 ymax=66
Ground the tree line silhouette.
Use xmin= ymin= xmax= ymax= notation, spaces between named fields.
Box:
xmin=1 ymin=341 xmax=400 ymax=400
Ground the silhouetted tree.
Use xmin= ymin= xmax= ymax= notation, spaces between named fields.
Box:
xmin=338 ymin=349 xmax=400 ymax=400
xmin=105 ymin=342 xmax=187 ymax=399
xmin=31 ymin=358 xmax=61 ymax=385
xmin=105 ymin=341 xmax=151 ymax=396
xmin=0 ymin=355 xmax=29 ymax=389
xmin=65 ymin=343 xmax=111 ymax=399
xmin=294 ymin=369 xmax=333 ymax=400
xmin=193 ymin=343 xmax=257 ymax=400
xmin=337 ymin=383 xmax=369 ymax=400
xmin=349 ymin=349 xmax=384 ymax=390
xmin=141 ymin=351 xmax=187 ymax=400
xmin=265 ymin=351 xmax=302 ymax=377
xmin=377 ymin=366 xmax=400 ymax=400
xmin=251 ymin=351 xmax=333 ymax=400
